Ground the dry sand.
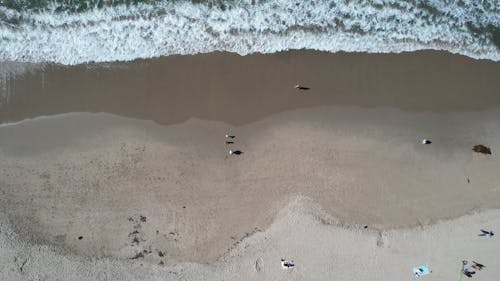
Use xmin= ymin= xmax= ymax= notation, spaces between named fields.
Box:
xmin=1 ymin=196 xmax=500 ymax=281
xmin=1 ymin=107 xmax=500 ymax=264
xmin=0 ymin=50 xmax=500 ymax=280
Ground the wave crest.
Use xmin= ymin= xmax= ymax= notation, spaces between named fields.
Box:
xmin=1 ymin=0 xmax=499 ymax=65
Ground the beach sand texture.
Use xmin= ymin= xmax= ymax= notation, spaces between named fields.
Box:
xmin=1 ymin=197 xmax=500 ymax=281
xmin=0 ymin=50 xmax=499 ymax=280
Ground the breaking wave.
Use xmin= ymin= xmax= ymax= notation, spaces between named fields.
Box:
xmin=0 ymin=0 xmax=499 ymax=65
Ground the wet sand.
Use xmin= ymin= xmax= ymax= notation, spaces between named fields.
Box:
xmin=1 ymin=50 xmax=500 ymax=125
xmin=0 ymin=50 xmax=500 ymax=277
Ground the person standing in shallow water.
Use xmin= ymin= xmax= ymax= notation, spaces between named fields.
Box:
xmin=294 ymin=84 xmax=310 ymax=91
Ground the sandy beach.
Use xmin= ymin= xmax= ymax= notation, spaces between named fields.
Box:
xmin=1 ymin=50 xmax=500 ymax=280
xmin=2 ymin=197 xmax=500 ymax=281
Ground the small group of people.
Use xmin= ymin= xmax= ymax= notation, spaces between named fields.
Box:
xmin=225 ymin=134 xmax=242 ymax=155
xmin=226 ymin=83 xmax=311 ymax=157
xmin=462 ymin=260 xmax=485 ymax=278
xmin=460 ymin=230 xmax=492 ymax=278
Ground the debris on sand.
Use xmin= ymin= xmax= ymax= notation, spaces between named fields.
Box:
xmin=131 ymin=237 xmax=140 ymax=244
xmin=472 ymin=145 xmax=492 ymax=155
xmin=128 ymin=230 xmax=139 ymax=237
xmin=130 ymin=252 xmax=144 ymax=259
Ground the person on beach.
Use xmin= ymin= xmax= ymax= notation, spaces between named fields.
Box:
xmin=421 ymin=139 xmax=432 ymax=144
xmin=229 ymin=150 xmax=243 ymax=155
xmin=281 ymin=259 xmax=294 ymax=269
xmin=294 ymin=84 xmax=310 ymax=91
xmin=472 ymin=261 xmax=485 ymax=270
xmin=478 ymin=229 xmax=494 ymax=237
xmin=463 ymin=268 xmax=475 ymax=278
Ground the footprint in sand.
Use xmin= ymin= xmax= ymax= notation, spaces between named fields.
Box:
xmin=376 ymin=231 xmax=387 ymax=247
xmin=255 ymin=257 xmax=263 ymax=272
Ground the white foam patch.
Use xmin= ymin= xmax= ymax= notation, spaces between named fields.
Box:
xmin=0 ymin=0 xmax=499 ymax=65
xmin=0 ymin=61 xmax=44 ymax=104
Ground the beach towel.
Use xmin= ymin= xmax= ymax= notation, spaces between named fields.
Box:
xmin=413 ymin=265 xmax=430 ymax=278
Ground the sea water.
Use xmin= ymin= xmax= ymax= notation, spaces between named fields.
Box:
xmin=0 ymin=0 xmax=499 ymax=65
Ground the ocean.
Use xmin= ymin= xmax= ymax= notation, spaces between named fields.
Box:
xmin=0 ymin=0 xmax=499 ymax=65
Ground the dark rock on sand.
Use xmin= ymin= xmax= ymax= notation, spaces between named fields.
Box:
xmin=473 ymin=145 xmax=492 ymax=155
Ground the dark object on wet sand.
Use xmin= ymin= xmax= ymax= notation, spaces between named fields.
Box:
xmin=78 ymin=236 xmax=83 ymax=240
xmin=130 ymin=252 xmax=144 ymax=259
xmin=225 ymin=141 xmax=234 ymax=145
xmin=364 ymin=225 xmax=368 ymax=229
xmin=472 ymin=145 xmax=492 ymax=155
xmin=478 ymin=229 xmax=494 ymax=237
xmin=128 ymin=230 xmax=139 ymax=237
xmin=294 ymin=84 xmax=310 ymax=91
xmin=463 ymin=268 xmax=475 ymax=278
xmin=229 ymin=150 xmax=243 ymax=155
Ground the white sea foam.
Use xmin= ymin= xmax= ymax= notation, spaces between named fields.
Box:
xmin=0 ymin=0 xmax=499 ymax=65
xmin=0 ymin=61 xmax=44 ymax=104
